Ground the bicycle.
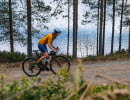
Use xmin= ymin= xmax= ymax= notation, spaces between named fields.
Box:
xmin=22 ymin=48 xmax=70 ymax=77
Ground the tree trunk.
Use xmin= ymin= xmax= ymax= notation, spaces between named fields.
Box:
xmin=73 ymin=0 xmax=78 ymax=58
xmin=97 ymin=0 xmax=100 ymax=56
xmin=128 ymin=24 xmax=130 ymax=53
xmin=102 ymin=0 xmax=106 ymax=55
xmin=27 ymin=0 xmax=32 ymax=57
xmin=9 ymin=0 xmax=14 ymax=52
xmin=67 ymin=0 xmax=70 ymax=55
xmin=119 ymin=0 xmax=124 ymax=52
xmin=111 ymin=0 xmax=116 ymax=54
xmin=99 ymin=0 xmax=103 ymax=55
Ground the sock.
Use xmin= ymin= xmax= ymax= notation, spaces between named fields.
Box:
xmin=37 ymin=59 xmax=42 ymax=63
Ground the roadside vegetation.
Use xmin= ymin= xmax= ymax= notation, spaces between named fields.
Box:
xmin=0 ymin=51 xmax=26 ymax=63
xmin=0 ymin=49 xmax=130 ymax=63
xmin=62 ymin=49 xmax=130 ymax=63
xmin=83 ymin=49 xmax=130 ymax=62
xmin=0 ymin=63 xmax=130 ymax=100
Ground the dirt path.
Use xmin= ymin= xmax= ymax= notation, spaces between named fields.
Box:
xmin=0 ymin=60 xmax=130 ymax=85
xmin=82 ymin=60 xmax=130 ymax=84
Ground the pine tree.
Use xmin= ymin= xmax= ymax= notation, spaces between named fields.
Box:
xmin=67 ymin=0 xmax=70 ymax=55
xmin=9 ymin=0 xmax=14 ymax=52
xmin=102 ymin=0 xmax=106 ymax=55
xmin=123 ymin=2 xmax=130 ymax=52
xmin=99 ymin=0 xmax=103 ymax=55
xmin=111 ymin=0 xmax=116 ymax=54
xmin=0 ymin=0 xmax=52 ymax=53
xmin=73 ymin=0 xmax=78 ymax=58
xmin=97 ymin=0 xmax=100 ymax=56
xmin=119 ymin=0 xmax=125 ymax=52
xmin=27 ymin=0 xmax=32 ymax=57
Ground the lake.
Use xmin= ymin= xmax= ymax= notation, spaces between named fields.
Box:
xmin=0 ymin=29 xmax=129 ymax=57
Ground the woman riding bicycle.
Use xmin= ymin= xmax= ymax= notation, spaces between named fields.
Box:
xmin=37 ymin=28 xmax=61 ymax=71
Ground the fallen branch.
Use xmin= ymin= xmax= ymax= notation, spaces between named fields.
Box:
xmin=78 ymin=73 xmax=128 ymax=100
xmin=96 ymin=74 xmax=128 ymax=86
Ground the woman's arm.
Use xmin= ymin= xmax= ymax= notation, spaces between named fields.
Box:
xmin=51 ymin=44 xmax=56 ymax=49
xmin=48 ymin=44 xmax=57 ymax=52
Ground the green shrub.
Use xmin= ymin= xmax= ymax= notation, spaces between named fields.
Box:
xmin=83 ymin=49 xmax=130 ymax=62
xmin=114 ymin=49 xmax=127 ymax=54
xmin=0 ymin=51 xmax=26 ymax=62
xmin=0 ymin=68 xmax=71 ymax=100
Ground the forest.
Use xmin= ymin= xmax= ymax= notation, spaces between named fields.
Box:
xmin=0 ymin=0 xmax=130 ymax=57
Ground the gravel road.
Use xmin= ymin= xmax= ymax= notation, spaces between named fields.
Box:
xmin=0 ymin=60 xmax=130 ymax=85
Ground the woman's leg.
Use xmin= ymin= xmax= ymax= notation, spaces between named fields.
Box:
xmin=37 ymin=52 xmax=50 ymax=71
xmin=37 ymin=44 xmax=50 ymax=71
xmin=37 ymin=44 xmax=48 ymax=63
xmin=37 ymin=52 xmax=48 ymax=63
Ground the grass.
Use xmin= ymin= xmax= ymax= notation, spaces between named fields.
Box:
xmin=0 ymin=51 xmax=26 ymax=62
xmin=83 ymin=50 xmax=130 ymax=62
xmin=0 ymin=49 xmax=130 ymax=64
xmin=60 ymin=50 xmax=130 ymax=64
xmin=69 ymin=49 xmax=130 ymax=63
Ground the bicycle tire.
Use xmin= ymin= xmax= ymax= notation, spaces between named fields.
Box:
xmin=50 ymin=56 xmax=70 ymax=74
xmin=22 ymin=57 xmax=41 ymax=77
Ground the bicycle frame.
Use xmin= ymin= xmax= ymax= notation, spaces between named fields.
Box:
xmin=22 ymin=49 xmax=70 ymax=76
xmin=32 ymin=50 xmax=60 ymax=67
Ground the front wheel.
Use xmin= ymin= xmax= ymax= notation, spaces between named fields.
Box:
xmin=22 ymin=58 xmax=41 ymax=77
xmin=50 ymin=56 xmax=70 ymax=74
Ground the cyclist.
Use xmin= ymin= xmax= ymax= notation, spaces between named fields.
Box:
xmin=37 ymin=28 xmax=61 ymax=71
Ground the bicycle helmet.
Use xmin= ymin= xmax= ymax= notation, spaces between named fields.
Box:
xmin=54 ymin=28 xmax=61 ymax=33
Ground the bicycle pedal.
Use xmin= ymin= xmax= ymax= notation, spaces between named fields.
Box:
xmin=38 ymin=64 xmax=46 ymax=71
xmin=44 ymin=66 xmax=50 ymax=71
xmin=41 ymin=67 xmax=45 ymax=71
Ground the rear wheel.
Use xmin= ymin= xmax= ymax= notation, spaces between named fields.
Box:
xmin=50 ymin=56 xmax=70 ymax=74
xmin=22 ymin=58 xmax=41 ymax=77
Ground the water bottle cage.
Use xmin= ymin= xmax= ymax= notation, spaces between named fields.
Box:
xmin=42 ymin=59 xmax=46 ymax=64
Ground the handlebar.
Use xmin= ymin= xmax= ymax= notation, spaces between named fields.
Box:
xmin=56 ymin=47 xmax=59 ymax=50
xmin=49 ymin=51 xmax=57 ymax=55
xmin=50 ymin=47 xmax=59 ymax=55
